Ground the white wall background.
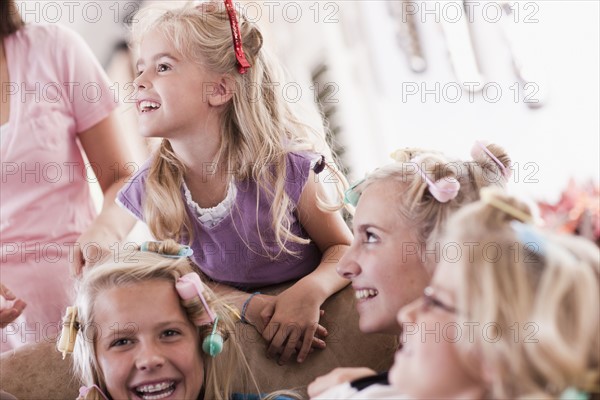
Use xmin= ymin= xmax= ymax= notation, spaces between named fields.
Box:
xmin=370 ymin=0 xmax=600 ymax=204
xmin=264 ymin=0 xmax=600 ymax=204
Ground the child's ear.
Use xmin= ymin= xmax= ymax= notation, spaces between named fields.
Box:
xmin=207 ymin=76 xmax=235 ymax=107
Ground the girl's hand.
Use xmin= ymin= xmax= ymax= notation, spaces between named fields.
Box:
xmin=307 ymin=367 xmax=377 ymax=398
xmin=69 ymin=225 xmax=112 ymax=276
xmin=259 ymin=284 xmax=328 ymax=364
xmin=0 ymin=283 xmax=26 ymax=329
xmin=242 ymin=293 xmax=327 ymax=361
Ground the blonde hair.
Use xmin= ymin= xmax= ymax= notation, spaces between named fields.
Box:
xmin=66 ymin=241 xmax=282 ymax=400
xmin=352 ymin=143 xmax=511 ymax=270
xmin=131 ymin=4 xmax=347 ymax=255
xmin=444 ymin=189 xmax=599 ymax=398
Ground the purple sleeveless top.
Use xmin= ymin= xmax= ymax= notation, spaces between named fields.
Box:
xmin=117 ymin=152 xmax=324 ymax=289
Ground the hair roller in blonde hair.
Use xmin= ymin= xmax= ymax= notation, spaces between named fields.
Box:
xmin=411 ymin=156 xmax=461 ymax=203
xmin=140 ymin=241 xmax=193 ymax=258
xmin=390 ymin=148 xmax=420 ymax=163
xmin=57 ymin=306 xmax=79 ymax=360
xmin=471 ymin=140 xmax=512 ymax=180
xmin=480 ymin=187 xmax=533 ymax=223
xmin=175 ymin=273 xmax=216 ymax=324
xmin=175 ymin=273 xmax=225 ymax=357
xmin=343 ymin=178 xmax=366 ymax=207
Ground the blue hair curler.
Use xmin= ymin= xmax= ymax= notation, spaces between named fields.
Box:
xmin=140 ymin=241 xmax=194 ymax=258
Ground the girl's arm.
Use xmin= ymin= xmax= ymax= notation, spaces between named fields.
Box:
xmin=71 ymin=113 xmax=141 ymax=275
xmin=206 ymin=279 xmax=328 ymax=348
xmin=260 ymin=170 xmax=353 ymax=364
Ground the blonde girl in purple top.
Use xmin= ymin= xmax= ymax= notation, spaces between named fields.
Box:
xmin=117 ymin=3 xmax=352 ymax=364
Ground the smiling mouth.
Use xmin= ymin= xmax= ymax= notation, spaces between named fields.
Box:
xmin=134 ymin=381 xmax=176 ymax=400
xmin=355 ymin=288 xmax=379 ymax=300
xmin=138 ymin=100 xmax=161 ymax=113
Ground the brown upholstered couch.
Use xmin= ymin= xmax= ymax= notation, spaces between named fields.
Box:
xmin=0 ymin=285 xmax=396 ymax=399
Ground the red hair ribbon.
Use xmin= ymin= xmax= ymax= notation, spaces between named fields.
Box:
xmin=223 ymin=0 xmax=251 ymax=74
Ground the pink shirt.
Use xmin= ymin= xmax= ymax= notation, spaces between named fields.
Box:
xmin=1 ymin=24 xmax=117 ymax=252
xmin=0 ymin=24 xmax=117 ymax=351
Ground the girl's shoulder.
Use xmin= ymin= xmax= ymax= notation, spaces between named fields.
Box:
xmin=6 ymin=24 xmax=66 ymax=65
xmin=282 ymin=151 xmax=324 ymax=204
xmin=13 ymin=23 xmax=56 ymax=40
xmin=121 ymin=158 xmax=153 ymax=191
xmin=313 ymin=383 xmax=405 ymax=400
xmin=115 ymin=159 xmax=153 ymax=220
xmin=312 ymin=373 xmax=405 ymax=400
xmin=15 ymin=23 xmax=84 ymax=50
xmin=284 ymin=150 xmax=325 ymax=181
xmin=286 ymin=151 xmax=323 ymax=170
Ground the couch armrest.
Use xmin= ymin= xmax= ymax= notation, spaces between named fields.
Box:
xmin=0 ymin=341 xmax=80 ymax=399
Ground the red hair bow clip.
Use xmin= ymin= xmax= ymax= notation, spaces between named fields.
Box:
xmin=223 ymin=0 xmax=251 ymax=74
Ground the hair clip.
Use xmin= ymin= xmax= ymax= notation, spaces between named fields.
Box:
xmin=560 ymin=387 xmax=589 ymax=400
xmin=510 ymin=221 xmax=546 ymax=257
xmin=78 ymin=385 xmax=109 ymax=400
xmin=57 ymin=306 xmax=79 ymax=360
xmin=471 ymin=141 xmax=511 ymax=180
xmin=313 ymin=155 xmax=326 ymax=174
xmin=176 ymin=274 xmax=224 ymax=357
xmin=343 ymin=178 xmax=365 ymax=207
xmin=411 ymin=160 xmax=460 ymax=203
xmin=223 ymin=0 xmax=251 ymax=74
xmin=202 ymin=315 xmax=224 ymax=357
xmin=176 ymin=273 xmax=216 ymax=324
xmin=140 ymin=241 xmax=194 ymax=259
xmin=390 ymin=148 xmax=411 ymax=162
xmin=480 ymin=187 xmax=533 ymax=223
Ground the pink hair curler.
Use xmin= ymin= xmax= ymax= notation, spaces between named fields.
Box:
xmin=176 ymin=273 xmax=216 ymax=324
xmin=411 ymin=158 xmax=460 ymax=203
xmin=471 ymin=140 xmax=512 ymax=180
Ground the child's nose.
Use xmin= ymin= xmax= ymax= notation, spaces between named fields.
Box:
xmin=135 ymin=342 xmax=165 ymax=371
xmin=336 ymin=250 xmax=361 ymax=279
xmin=133 ymin=72 xmax=150 ymax=90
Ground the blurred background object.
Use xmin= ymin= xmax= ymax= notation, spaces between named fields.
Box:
xmin=538 ymin=179 xmax=600 ymax=246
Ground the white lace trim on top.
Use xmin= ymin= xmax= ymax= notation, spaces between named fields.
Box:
xmin=182 ymin=180 xmax=237 ymax=228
